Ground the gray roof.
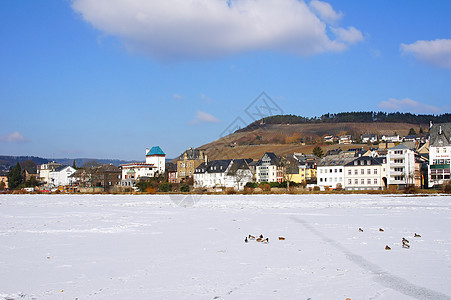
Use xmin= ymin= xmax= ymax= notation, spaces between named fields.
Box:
xmin=344 ymin=156 xmax=384 ymax=167
xmin=256 ymin=152 xmax=280 ymax=166
xmin=429 ymin=123 xmax=451 ymax=147
xmin=195 ymin=160 xmax=232 ymax=174
xmin=388 ymin=144 xmax=411 ymax=150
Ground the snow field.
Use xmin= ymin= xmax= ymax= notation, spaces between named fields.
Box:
xmin=0 ymin=194 xmax=450 ymax=299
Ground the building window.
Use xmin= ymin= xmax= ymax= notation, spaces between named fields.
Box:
xmin=374 ymin=169 xmax=378 ymax=175
xmin=355 ymin=179 xmax=358 ymax=184
xmin=348 ymin=170 xmax=351 ymax=175
xmin=354 ymin=170 xmax=358 ymax=175
xmin=348 ymin=179 xmax=352 ymax=184
xmin=361 ymin=179 xmax=364 ymax=184
xmin=374 ymin=179 xmax=378 ymax=184
xmin=367 ymin=179 xmax=371 ymax=185
xmin=367 ymin=169 xmax=371 ymax=174
xmin=361 ymin=169 xmax=364 ymax=175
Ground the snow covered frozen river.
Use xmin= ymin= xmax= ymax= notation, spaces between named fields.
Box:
xmin=1 ymin=194 xmax=450 ymax=299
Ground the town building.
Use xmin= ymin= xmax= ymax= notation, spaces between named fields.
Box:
xmin=361 ymin=134 xmax=378 ymax=144
xmin=256 ymin=152 xmax=283 ymax=183
xmin=48 ymin=165 xmax=76 ymax=187
xmin=194 ymin=159 xmax=253 ymax=191
xmin=146 ymin=146 xmax=166 ymax=174
xmin=38 ymin=161 xmax=62 ymax=185
xmin=386 ymin=144 xmax=416 ymax=188
xmin=317 ymin=155 xmax=354 ymax=190
xmin=177 ymin=148 xmax=208 ymax=182
xmin=428 ymin=123 xmax=451 ymax=187
xmin=344 ymin=156 xmax=386 ymax=190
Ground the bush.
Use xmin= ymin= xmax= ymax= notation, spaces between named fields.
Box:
xmin=245 ymin=182 xmax=258 ymax=188
xmin=159 ymin=182 xmax=172 ymax=192
xmin=336 ymin=183 xmax=343 ymax=191
xmin=443 ymin=180 xmax=451 ymax=194
xmin=313 ymin=186 xmax=320 ymax=191
xmin=180 ymin=183 xmax=190 ymax=193
xmin=269 ymin=182 xmax=280 ymax=188
xmin=260 ymin=183 xmax=271 ymax=192
xmin=403 ymin=184 xmax=417 ymax=194
xmin=225 ymin=187 xmax=236 ymax=194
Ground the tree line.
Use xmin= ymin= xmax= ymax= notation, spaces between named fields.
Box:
xmin=244 ymin=112 xmax=451 ymax=128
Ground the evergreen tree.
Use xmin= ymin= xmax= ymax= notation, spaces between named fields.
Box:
xmin=312 ymin=146 xmax=324 ymax=158
xmin=72 ymin=160 xmax=77 ymax=169
xmin=408 ymin=128 xmax=417 ymax=135
xmin=7 ymin=163 xmax=24 ymax=190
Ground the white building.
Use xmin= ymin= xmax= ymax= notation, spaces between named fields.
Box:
xmin=48 ymin=166 xmax=76 ymax=187
xmin=386 ymin=144 xmax=416 ymax=187
xmin=120 ymin=146 xmax=166 ymax=187
xmin=344 ymin=156 xmax=387 ymax=191
xmin=381 ymin=135 xmax=402 ymax=143
xmin=120 ymin=163 xmax=158 ymax=187
xmin=361 ymin=134 xmax=378 ymax=144
xmin=317 ymin=156 xmax=354 ymax=190
xmin=256 ymin=152 xmax=283 ymax=183
xmin=194 ymin=159 xmax=253 ymax=191
xmin=146 ymin=146 xmax=166 ymax=174
xmin=38 ymin=162 xmax=62 ymax=184
xmin=428 ymin=123 xmax=451 ymax=187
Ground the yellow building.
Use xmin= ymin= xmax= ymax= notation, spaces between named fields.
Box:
xmin=177 ymin=148 xmax=208 ymax=182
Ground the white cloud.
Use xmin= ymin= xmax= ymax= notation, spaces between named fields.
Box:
xmin=190 ymin=111 xmax=220 ymax=124
xmin=331 ymin=26 xmax=363 ymax=44
xmin=309 ymin=0 xmax=342 ymax=24
xmin=379 ymin=98 xmax=443 ymax=114
xmin=401 ymin=39 xmax=451 ymax=68
xmin=0 ymin=131 xmax=29 ymax=143
xmin=72 ymin=0 xmax=362 ymax=61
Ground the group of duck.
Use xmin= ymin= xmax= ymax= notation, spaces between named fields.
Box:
xmin=358 ymin=227 xmax=421 ymax=250
xmin=245 ymin=234 xmax=286 ymax=244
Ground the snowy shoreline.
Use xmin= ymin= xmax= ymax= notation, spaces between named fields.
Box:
xmin=1 ymin=194 xmax=450 ymax=299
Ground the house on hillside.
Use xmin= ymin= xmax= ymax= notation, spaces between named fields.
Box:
xmin=339 ymin=135 xmax=353 ymax=145
xmin=194 ymin=159 xmax=252 ymax=191
xmin=361 ymin=134 xmax=378 ymax=144
xmin=428 ymin=123 xmax=451 ymax=187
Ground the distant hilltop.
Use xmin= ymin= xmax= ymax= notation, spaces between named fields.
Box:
xmin=238 ymin=112 xmax=451 ymax=133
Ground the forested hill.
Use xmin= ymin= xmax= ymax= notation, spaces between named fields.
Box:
xmin=239 ymin=112 xmax=451 ymax=132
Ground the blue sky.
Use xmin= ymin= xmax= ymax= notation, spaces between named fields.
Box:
xmin=1 ymin=0 xmax=450 ymax=160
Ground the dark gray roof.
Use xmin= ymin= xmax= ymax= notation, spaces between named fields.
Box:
xmin=195 ymin=160 xmax=232 ymax=174
xmin=181 ymin=148 xmax=205 ymax=160
xmin=429 ymin=123 xmax=451 ymax=147
xmin=257 ymin=152 xmax=280 ymax=166
xmin=227 ymin=159 xmax=252 ymax=176
xmin=344 ymin=156 xmax=383 ymax=167
xmin=388 ymin=144 xmax=411 ymax=150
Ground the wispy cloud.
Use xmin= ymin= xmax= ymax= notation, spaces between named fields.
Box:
xmin=0 ymin=131 xmax=30 ymax=143
xmin=172 ymin=93 xmax=184 ymax=100
xmin=72 ymin=0 xmax=363 ymax=61
xmin=309 ymin=0 xmax=343 ymax=24
xmin=401 ymin=39 xmax=451 ymax=68
xmin=379 ymin=98 xmax=443 ymax=114
xmin=189 ymin=111 xmax=220 ymax=125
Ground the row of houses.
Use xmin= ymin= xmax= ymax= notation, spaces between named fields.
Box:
xmin=324 ymin=133 xmax=428 ymax=145
xmin=3 ymin=123 xmax=450 ymax=192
